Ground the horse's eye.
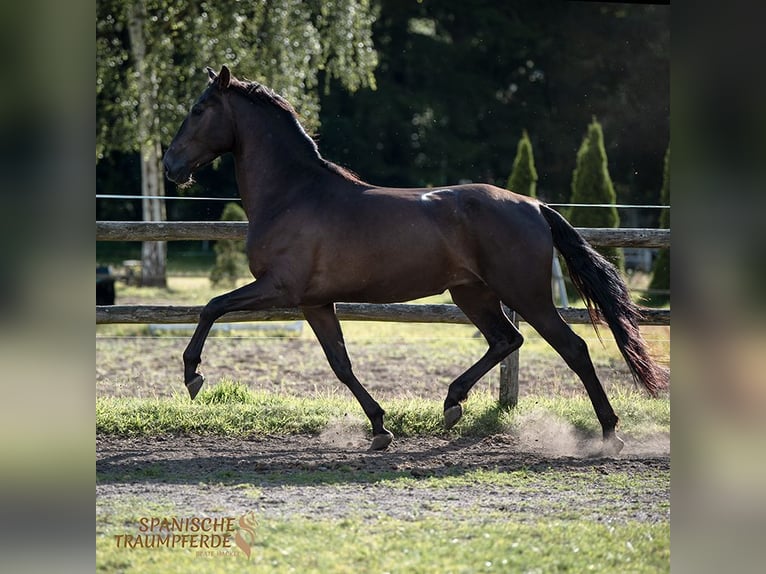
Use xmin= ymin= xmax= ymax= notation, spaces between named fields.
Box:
xmin=191 ymin=105 xmax=204 ymax=116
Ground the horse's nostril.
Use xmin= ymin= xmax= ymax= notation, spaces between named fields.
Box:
xmin=162 ymin=152 xmax=179 ymax=178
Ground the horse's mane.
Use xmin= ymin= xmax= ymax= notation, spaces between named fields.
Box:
xmin=229 ymin=79 xmax=364 ymax=185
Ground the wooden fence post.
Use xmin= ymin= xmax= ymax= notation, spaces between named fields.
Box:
xmin=498 ymin=310 xmax=520 ymax=408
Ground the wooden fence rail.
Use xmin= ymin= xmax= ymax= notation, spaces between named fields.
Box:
xmin=96 ymin=221 xmax=670 ymax=248
xmin=96 ymin=302 xmax=669 ymax=326
xmin=96 ymin=221 xmax=670 ymax=406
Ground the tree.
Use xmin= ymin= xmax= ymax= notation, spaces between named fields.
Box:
xmin=569 ymin=118 xmax=624 ymax=270
xmin=125 ymin=1 xmax=167 ymax=286
xmin=648 ymin=147 xmax=670 ymax=305
xmin=209 ymin=203 xmax=249 ymax=287
xmin=318 ymin=0 xmax=668 ymax=214
xmin=507 ymin=130 xmax=538 ymax=197
xmin=97 ymin=0 xmax=378 ymax=286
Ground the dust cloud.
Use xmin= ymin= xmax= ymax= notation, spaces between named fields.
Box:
xmin=318 ymin=414 xmax=369 ymax=449
xmin=512 ymin=408 xmax=670 ymax=458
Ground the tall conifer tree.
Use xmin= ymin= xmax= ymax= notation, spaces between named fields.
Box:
xmin=507 ymin=130 xmax=538 ymax=198
xmin=569 ymin=118 xmax=624 ymax=270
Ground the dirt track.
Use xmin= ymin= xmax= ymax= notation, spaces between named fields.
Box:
xmin=97 ymin=433 xmax=669 ymax=524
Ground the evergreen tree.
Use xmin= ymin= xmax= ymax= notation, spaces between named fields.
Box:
xmin=209 ymin=203 xmax=249 ymax=287
xmin=569 ymin=118 xmax=624 ymax=270
xmin=507 ymin=130 xmax=538 ymax=197
xmin=648 ymin=147 xmax=670 ymax=305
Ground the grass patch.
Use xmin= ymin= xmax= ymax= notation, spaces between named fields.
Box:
xmin=97 ymin=511 xmax=669 ymax=573
xmin=374 ymin=465 xmax=670 ymax=491
xmin=97 ymin=381 xmax=669 ymax=439
xmin=197 ymin=381 xmax=258 ymax=405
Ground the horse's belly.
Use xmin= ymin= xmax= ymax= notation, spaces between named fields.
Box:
xmin=302 ymin=254 xmax=476 ymax=305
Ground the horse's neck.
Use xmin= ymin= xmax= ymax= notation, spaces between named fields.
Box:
xmin=231 ymin=120 xmax=328 ymax=220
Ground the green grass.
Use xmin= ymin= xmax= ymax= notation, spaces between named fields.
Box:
xmin=227 ymin=464 xmax=669 ymax=494
xmin=97 ymin=507 xmax=669 ymax=573
xmin=97 ymin=380 xmax=669 ymax=439
xmin=97 ymin=243 xmax=216 ymax=274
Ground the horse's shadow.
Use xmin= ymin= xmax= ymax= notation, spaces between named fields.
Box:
xmin=96 ymin=429 xmax=647 ymax=488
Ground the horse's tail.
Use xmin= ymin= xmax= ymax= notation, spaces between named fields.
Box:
xmin=539 ymin=203 xmax=668 ymax=396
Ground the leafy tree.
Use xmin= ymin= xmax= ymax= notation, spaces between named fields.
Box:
xmin=507 ymin=130 xmax=538 ymax=197
xmin=209 ymin=203 xmax=248 ymax=287
xmin=648 ymin=147 xmax=670 ymax=305
xmin=569 ymin=118 xmax=624 ymax=270
xmin=97 ymin=0 xmax=378 ymax=286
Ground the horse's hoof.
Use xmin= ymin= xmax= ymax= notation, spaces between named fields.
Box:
xmin=444 ymin=405 xmax=463 ymax=430
xmin=369 ymin=432 xmax=393 ymax=451
xmin=602 ymin=433 xmax=625 ymax=457
xmin=186 ymin=374 xmax=205 ymax=400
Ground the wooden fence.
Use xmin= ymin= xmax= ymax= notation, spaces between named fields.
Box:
xmin=96 ymin=221 xmax=670 ymax=405
xmin=96 ymin=221 xmax=670 ymax=247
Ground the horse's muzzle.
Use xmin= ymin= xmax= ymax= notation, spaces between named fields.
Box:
xmin=162 ymin=150 xmax=192 ymax=185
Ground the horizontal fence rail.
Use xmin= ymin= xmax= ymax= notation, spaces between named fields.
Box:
xmin=96 ymin=303 xmax=669 ymax=326
xmin=96 ymin=221 xmax=670 ymax=248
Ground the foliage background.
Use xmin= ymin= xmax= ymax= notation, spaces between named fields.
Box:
xmin=97 ymin=0 xmax=669 ymax=230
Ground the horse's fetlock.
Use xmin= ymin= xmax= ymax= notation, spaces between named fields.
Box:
xmin=444 ymin=392 xmax=463 ymax=410
xmin=601 ymin=414 xmax=619 ymax=436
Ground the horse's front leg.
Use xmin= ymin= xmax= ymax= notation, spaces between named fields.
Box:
xmin=302 ymin=303 xmax=393 ymax=451
xmin=183 ymin=277 xmax=292 ymax=399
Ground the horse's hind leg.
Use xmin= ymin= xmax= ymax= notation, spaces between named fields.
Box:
xmin=444 ymin=284 xmax=524 ymax=429
xmin=513 ymin=299 xmax=624 ymax=455
xmin=302 ymin=304 xmax=393 ymax=451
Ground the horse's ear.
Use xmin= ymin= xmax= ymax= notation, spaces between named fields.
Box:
xmin=206 ymin=66 xmax=217 ymax=82
xmin=218 ymin=65 xmax=231 ymax=89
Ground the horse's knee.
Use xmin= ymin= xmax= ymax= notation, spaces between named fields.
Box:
xmin=200 ymin=296 xmax=225 ymax=323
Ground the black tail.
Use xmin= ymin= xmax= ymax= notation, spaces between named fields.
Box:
xmin=540 ymin=203 xmax=668 ymax=396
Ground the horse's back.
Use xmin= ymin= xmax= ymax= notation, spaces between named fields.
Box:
xmin=321 ymin=181 xmax=553 ymax=269
xmin=401 ymin=182 xmax=552 ymax=253
xmin=328 ymin=182 xmax=550 ymax=296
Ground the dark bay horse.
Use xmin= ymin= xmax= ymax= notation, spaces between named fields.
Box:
xmin=163 ymin=65 xmax=667 ymax=454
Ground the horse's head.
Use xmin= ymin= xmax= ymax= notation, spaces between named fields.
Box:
xmin=163 ymin=66 xmax=236 ymax=186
